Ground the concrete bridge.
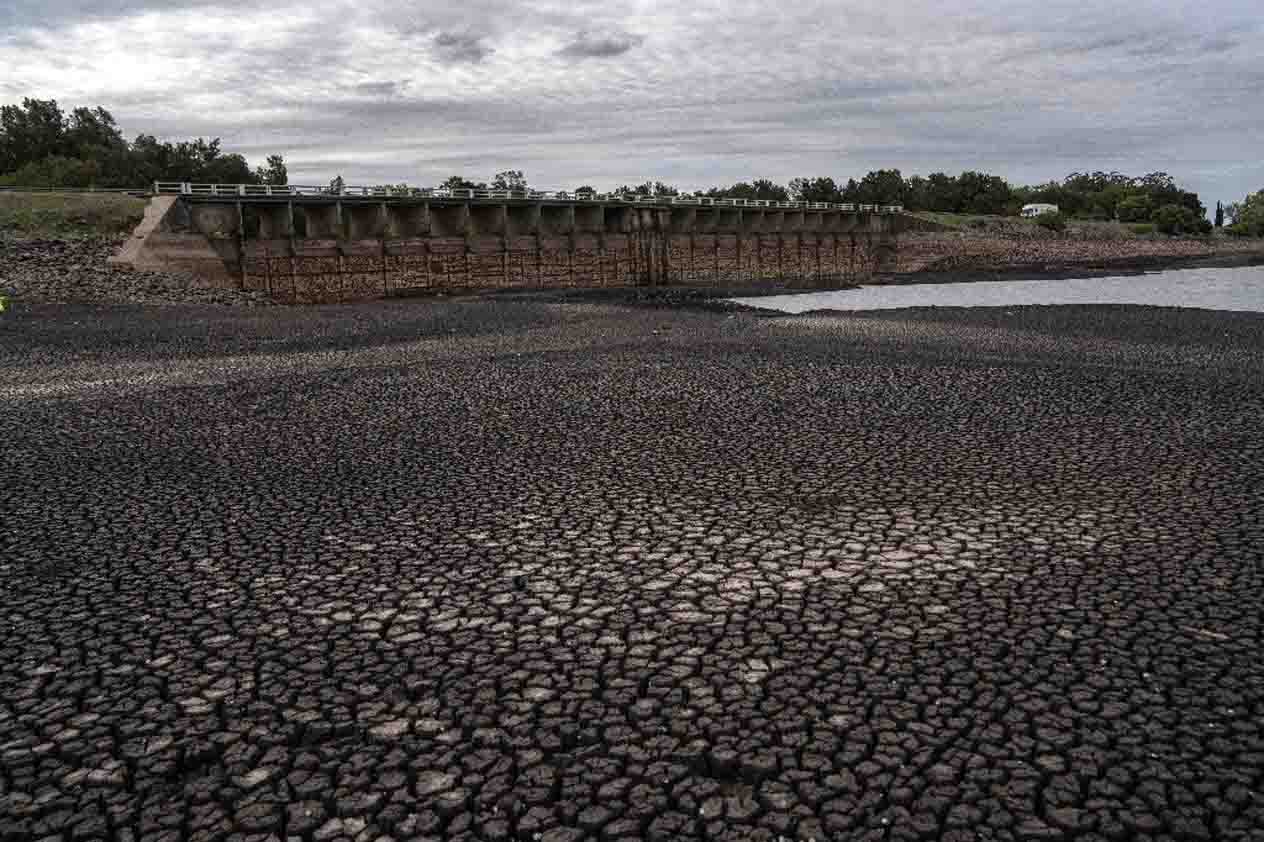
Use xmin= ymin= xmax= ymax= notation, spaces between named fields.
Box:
xmin=112 ymin=183 xmax=910 ymax=302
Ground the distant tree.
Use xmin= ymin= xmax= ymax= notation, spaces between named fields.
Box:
xmin=0 ymin=154 xmax=100 ymax=188
xmin=490 ymin=169 xmax=527 ymax=191
xmin=902 ymin=175 xmax=930 ymax=211
xmin=1215 ymin=201 xmax=1224 ymax=228
xmin=1152 ymin=203 xmax=1210 ymax=236
xmin=328 ymin=174 xmax=345 ymax=194
xmin=706 ymin=179 xmax=789 ymax=201
xmin=0 ymin=98 xmax=67 ymax=172
xmin=853 ymin=169 xmax=906 ymax=205
xmin=1224 ymin=189 xmax=1264 ymax=236
xmin=573 ymin=184 xmax=597 ymax=195
xmin=1034 ymin=210 xmax=1066 ymax=232
xmin=789 ymin=176 xmax=842 ymax=203
xmin=920 ymin=173 xmax=957 ymax=211
xmin=66 ymin=107 xmax=124 ymax=148
xmin=1116 ymin=194 xmax=1153 ymax=223
xmin=441 ymin=175 xmax=484 ymax=190
xmin=617 ymin=180 xmax=679 ymax=196
xmin=955 ymin=171 xmax=1012 ymax=215
xmin=255 ymin=154 xmax=287 ymax=186
xmin=1 ymin=97 xmax=286 ymax=187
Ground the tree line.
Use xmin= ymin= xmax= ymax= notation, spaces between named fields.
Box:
xmin=431 ymin=169 xmax=1227 ymax=235
xmin=5 ymin=97 xmax=1259 ymax=238
xmin=0 ymin=98 xmax=287 ymax=189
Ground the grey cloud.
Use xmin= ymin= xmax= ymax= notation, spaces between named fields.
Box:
xmin=432 ymin=31 xmax=493 ymax=63
xmin=351 ymin=81 xmax=402 ymax=97
xmin=557 ymin=29 xmax=644 ymax=59
xmin=2 ymin=0 xmax=1261 ymax=206
xmin=0 ymin=0 xmax=253 ymax=31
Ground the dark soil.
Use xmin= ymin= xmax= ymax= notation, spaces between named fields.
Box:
xmin=1 ymin=290 xmax=1262 ymax=841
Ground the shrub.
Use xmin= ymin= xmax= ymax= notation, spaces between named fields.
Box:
xmin=1226 ymin=221 xmax=1263 ymax=238
xmin=1117 ymin=194 xmax=1153 ymax=222
xmin=1129 ymin=223 xmax=1155 ymax=235
xmin=1034 ymin=210 xmax=1066 ymax=232
xmin=1151 ymin=203 xmax=1211 ymax=236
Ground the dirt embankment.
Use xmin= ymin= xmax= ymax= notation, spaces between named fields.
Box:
xmin=892 ymin=227 xmax=1264 ymax=281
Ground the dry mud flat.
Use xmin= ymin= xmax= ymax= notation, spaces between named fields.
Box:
xmin=1 ymin=299 xmax=1262 ymax=842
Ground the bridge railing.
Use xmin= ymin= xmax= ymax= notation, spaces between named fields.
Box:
xmin=151 ymin=182 xmax=904 ymax=213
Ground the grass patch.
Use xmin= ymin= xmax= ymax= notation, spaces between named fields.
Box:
xmin=910 ymin=211 xmax=1033 ymax=228
xmin=0 ymin=191 xmax=146 ymax=238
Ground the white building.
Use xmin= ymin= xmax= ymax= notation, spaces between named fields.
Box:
xmin=1021 ymin=203 xmax=1060 ymax=218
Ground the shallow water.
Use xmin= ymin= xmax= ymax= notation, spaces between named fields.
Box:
xmin=732 ymin=265 xmax=1264 ymax=314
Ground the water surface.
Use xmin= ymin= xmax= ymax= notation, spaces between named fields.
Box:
xmin=732 ymin=266 xmax=1264 ymax=313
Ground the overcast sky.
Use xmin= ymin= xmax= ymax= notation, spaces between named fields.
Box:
xmin=2 ymin=0 xmax=1261 ymax=204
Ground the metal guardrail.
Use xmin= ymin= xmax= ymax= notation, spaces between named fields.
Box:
xmin=151 ymin=182 xmax=904 ymax=213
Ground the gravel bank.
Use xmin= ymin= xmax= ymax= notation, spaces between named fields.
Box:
xmin=0 ymin=237 xmax=272 ymax=306
xmin=2 ymin=299 xmax=1263 ymax=841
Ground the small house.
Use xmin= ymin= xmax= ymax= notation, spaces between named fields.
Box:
xmin=1021 ymin=203 xmax=1059 ymax=219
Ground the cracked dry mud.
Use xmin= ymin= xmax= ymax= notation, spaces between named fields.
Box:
xmin=1 ymin=299 xmax=1262 ymax=842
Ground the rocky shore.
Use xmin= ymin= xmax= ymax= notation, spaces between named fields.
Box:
xmin=894 ymin=229 xmax=1264 ymax=279
xmin=0 ymin=237 xmax=272 ymax=306
xmin=4 ymin=232 xmax=1263 ymax=310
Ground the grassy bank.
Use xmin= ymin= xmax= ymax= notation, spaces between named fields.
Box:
xmin=0 ymin=191 xmax=146 ymax=238
xmin=912 ymin=211 xmax=1185 ymax=239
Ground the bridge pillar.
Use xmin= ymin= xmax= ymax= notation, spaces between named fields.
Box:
xmin=387 ymin=204 xmax=427 ymax=237
xmin=345 ymin=204 xmax=384 ymax=239
xmin=469 ymin=204 xmax=506 ymax=236
xmin=429 ymin=204 xmax=468 ymax=237
xmin=303 ymin=204 xmax=339 ymax=238
xmin=507 ymin=204 xmax=539 ymax=236
xmin=669 ymin=206 xmax=696 ymax=233
xmin=257 ymin=205 xmax=291 ymax=238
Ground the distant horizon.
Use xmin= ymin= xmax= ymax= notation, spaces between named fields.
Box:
xmin=3 ymin=0 xmax=1261 ymax=209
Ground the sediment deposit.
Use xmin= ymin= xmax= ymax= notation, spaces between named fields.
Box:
xmin=2 ymin=297 xmax=1262 ymax=840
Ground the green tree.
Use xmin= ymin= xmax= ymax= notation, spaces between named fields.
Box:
xmin=705 ymin=180 xmax=789 ymax=201
xmin=441 ymin=175 xmax=484 ymax=190
xmin=789 ymin=176 xmax=843 ymax=203
xmin=1116 ymin=194 xmax=1153 ymax=223
xmin=1034 ymin=210 xmax=1066 ymax=232
xmin=922 ymin=173 xmax=960 ymax=212
xmin=902 ymin=175 xmax=930 ymax=211
xmin=1214 ymin=201 xmax=1224 ymax=228
xmin=1151 ymin=203 xmax=1210 ymax=235
xmin=0 ymin=155 xmax=100 ymax=188
xmin=854 ymin=169 xmax=906 ymax=205
xmin=255 ymin=154 xmax=287 ymax=186
xmin=0 ymin=98 xmax=67 ymax=172
xmin=955 ymin=171 xmax=1011 ymax=215
xmin=1225 ymin=189 xmax=1264 ymax=236
xmin=490 ymin=169 xmax=527 ymax=191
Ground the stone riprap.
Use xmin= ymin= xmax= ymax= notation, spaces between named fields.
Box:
xmin=1 ymin=238 xmax=271 ymax=307
xmin=896 ymin=231 xmax=1264 ymax=275
xmin=1 ymin=299 xmax=1262 ymax=841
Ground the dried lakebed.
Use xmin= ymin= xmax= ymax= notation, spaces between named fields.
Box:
xmin=1 ymin=300 xmax=1262 ymax=841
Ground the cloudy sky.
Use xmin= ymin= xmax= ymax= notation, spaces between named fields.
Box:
xmin=2 ymin=0 xmax=1261 ymax=204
